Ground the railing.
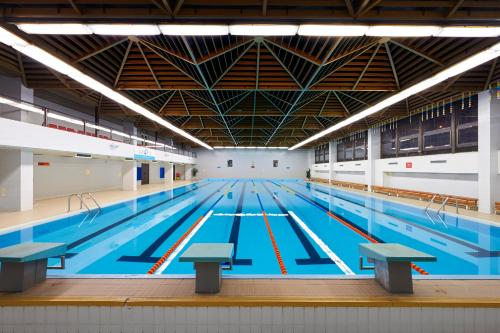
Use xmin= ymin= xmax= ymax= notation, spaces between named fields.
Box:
xmin=0 ymin=94 xmax=197 ymax=158
xmin=424 ymin=194 xmax=448 ymax=228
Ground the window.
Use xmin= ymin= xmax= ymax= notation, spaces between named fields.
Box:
xmin=456 ymin=98 xmax=478 ymax=149
xmin=336 ymin=132 xmax=367 ymax=162
xmin=398 ymin=117 xmax=420 ymax=156
xmin=381 ymin=127 xmax=396 ymax=158
xmin=227 ymin=160 xmax=233 ymax=167
xmin=314 ymin=143 xmax=329 ymax=164
xmin=273 ymin=160 xmax=278 ymax=167
xmin=423 ymin=112 xmax=452 ymax=153
xmin=379 ymin=95 xmax=478 ymax=159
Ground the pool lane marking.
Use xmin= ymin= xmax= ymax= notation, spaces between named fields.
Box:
xmin=147 ymin=182 xmax=235 ymax=274
xmin=288 ymin=211 xmax=354 ymax=275
xmin=228 ymin=182 xmax=252 ymax=265
xmin=254 ymin=184 xmax=287 ymax=275
xmin=274 ymin=182 xmax=429 ymax=275
xmin=67 ymin=181 xmax=211 ymax=250
xmin=262 ymin=210 xmax=288 ymax=275
xmin=214 ymin=213 xmax=289 ymax=217
xmin=151 ymin=210 xmax=214 ymax=275
xmin=294 ymin=181 xmax=498 ymax=258
xmin=119 ymin=181 xmax=234 ymax=263
xmin=261 ymin=183 xmax=332 ymax=266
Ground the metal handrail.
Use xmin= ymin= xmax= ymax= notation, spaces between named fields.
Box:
xmin=67 ymin=193 xmax=90 ymax=213
xmin=424 ymin=194 xmax=438 ymax=212
xmin=81 ymin=192 xmax=102 ymax=212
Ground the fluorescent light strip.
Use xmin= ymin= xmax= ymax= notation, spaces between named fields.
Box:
xmin=229 ymin=24 xmax=298 ymax=36
xmin=47 ymin=112 xmax=84 ymax=126
xmin=85 ymin=123 xmax=111 ymax=132
xmin=289 ymin=41 xmax=500 ymax=150
xmin=0 ymin=27 xmax=212 ymax=150
xmin=159 ymin=24 xmax=228 ymax=36
xmin=17 ymin=23 xmax=92 ymax=35
xmin=16 ymin=23 xmax=500 ymax=37
xmin=213 ymin=146 xmax=289 ymax=149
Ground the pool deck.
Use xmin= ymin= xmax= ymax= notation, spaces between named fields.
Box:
xmin=0 ymin=278 xmax=499 ymax=308
xmin=0 ymin=180 xmax=195 ymax=232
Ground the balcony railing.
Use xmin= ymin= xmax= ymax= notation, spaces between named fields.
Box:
xmin=0 ymin=95 xmax=197 ymax=158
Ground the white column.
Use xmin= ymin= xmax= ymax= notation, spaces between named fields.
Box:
xmin=366 ymin=128 xmax=381 ymax=191
xmin=122 ymin=160 xmax=137 ymax=191
xmin=185 ymin=165 xmax=193 ymax=181
xmin=477 ymin=91 xmax=500 ymax=214
xmin=0 ymin=149 xmax=33 ymax=211
xmin=165 ymin=162 xmax=174 ymax=186
xmin=329 ymin=140 xmax=337 ymax=182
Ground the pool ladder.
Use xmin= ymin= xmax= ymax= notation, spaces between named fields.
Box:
xmin=424 ymin=194 xmax=450 ymax=228
xmin=67 ymin=193 xmax=102 ymax=225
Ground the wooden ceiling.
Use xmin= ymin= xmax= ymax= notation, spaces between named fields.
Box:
xmin=0 ymin=1 xmax=499 ymax=147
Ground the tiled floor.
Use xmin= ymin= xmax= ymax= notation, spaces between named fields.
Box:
xmin=0 ymin=180 xmax=194 ymax=232
xmin=0 ymin=278 xmax=499 ymax=307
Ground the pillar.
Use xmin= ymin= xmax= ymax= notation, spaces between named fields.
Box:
xmin=122 ymin=160 xmax=137 ymax=191
xmin=366 ymin=128 xmax=381 ymax=191
xmin=329 ymin=140 xmax=337 ymax=182
xmin=477 ymin=91 xmax=500 ymax=214
xmin=185 ymin=165 xmax=193 ymax=181
xmin=0 ymin=75 xmax=35 ymax=124
xmin=0 ymin=149 xmax=33 ymax=211
xmin=165 ymin=162 xmax=174 ymax=186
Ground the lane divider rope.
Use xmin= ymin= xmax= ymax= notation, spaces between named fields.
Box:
xmin=262 ymin=211 xmax=288 ymax=275
xmin=148 ymin=211 xmax=212 ymax=275
xmin=326 ymin=211 xmax=429 ymax=275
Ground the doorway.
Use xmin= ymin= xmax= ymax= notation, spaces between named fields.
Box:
xmin=173 ymin=164 xmax=176 ymax=181
xmin=141 ymin=163 xmax=150 ymax=185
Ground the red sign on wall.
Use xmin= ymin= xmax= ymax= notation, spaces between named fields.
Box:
xmin=38 ymin=162 xmax=50 ymax=167
xmin=405 ymin=162 xmax=413 ymax=169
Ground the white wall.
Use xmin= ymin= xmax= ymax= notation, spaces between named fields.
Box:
xmin=333 ymin=160 xmax=367 ymax=184
xmin=311 ymin=163 xmax=329 ymax=180
xmin=196 ymin=149 xmax=309 ymax=179
xmin=174 ymin=164 xmax=186 ymax=180
xmin=33 ymin=154 xmax=123 ymax=200
xmin=375 ymin=152 xmax=478 ymax=197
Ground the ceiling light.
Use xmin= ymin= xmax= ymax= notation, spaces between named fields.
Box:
xmin=111 ymin=130 xmax=130 ymax=138
xmin=0 ymin=27 xmax=212 ymax=150
xmin=298 ymin=25 xmax=368 ymax=36
xmin=131 ymin=135 xmax=144 ymax=142
xmin=366 ymin=25 xmax=441 ymax=37
xmin=159 ymin=25 xmax=229 ymax=36
xmin=86 ymin=123 xmax=111 ymax=132
xmin=438 ymin=26 xmax=500 ymax=38
xmin=229 ymin=25 xmax=298 ymax=36
xmin=17 ymin=24 xmax=92 ymax=35
xmin=0 ymin=96 xmax=44 ymax=114
xmin=289 ymin=41 xmax=500 ymax=150
xmin=88 ymin=24 xmax=161 ymax=35
xmin=47 ymin=112 xmax=84 ymax=126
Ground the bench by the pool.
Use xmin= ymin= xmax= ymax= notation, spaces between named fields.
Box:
xmin=179 ymin=243 xmax=233 ymax=294
xmin=0 ymin=242 xmax=66 ymax=292
xmin=359 ymin=243 xmax=436 ymax=293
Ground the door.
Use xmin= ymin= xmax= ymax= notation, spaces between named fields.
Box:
xmin=141 ymin=163 xmax=150 ymax=185
xmin=173 ymin=164 xmax=176 ymax=181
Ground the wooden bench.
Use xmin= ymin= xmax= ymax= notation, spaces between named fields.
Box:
xmin=331 ymin=180 xmax=368 ymax=191
xmin=371 ymin=186 xmax=478 ymax=210
xmin=495 ymin=202 xmax=500 ymax=215
xmin=359 ymin=243 xmax=436 ymax=294
xmin=179 ymin=243 xmax=233 ymax=294
xmin=0 ymin=242 xmax=66 ymax=292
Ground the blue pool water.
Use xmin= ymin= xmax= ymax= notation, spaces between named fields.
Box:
xmin=1 ymin=179 xmax=499 ymax=277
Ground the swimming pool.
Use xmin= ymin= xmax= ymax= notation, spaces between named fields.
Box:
xmin=1 ymin=179 xmax=499 ymax=277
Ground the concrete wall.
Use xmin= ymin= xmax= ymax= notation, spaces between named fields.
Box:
xmin=34 ymin=154 xmax=123 ymax=200
xmin=196 ymin=149 xmax=309 ymax=179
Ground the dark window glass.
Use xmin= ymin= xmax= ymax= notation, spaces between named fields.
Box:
xmin=423 ymin=112 xmax=452 ymax=152
xmin=344 ymin=142 xmax=354 ymax=160
xmin=398 ymin=118 xmax=420 ymax=155
xmin=354 ymin=139 xmax=366 ymax=159
xmin=456 ymin=104 xmax=478 ymax=148
xmin=314 ymin=143 xmax=329 ymax=164
xmin=381 ymin=128 xmax=396 ymax=158
xmin=337 ymin=143 xmax=345 ymax=161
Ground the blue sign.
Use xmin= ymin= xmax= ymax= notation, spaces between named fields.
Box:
xmin=134 ymin=154 xmax=155 ymax=161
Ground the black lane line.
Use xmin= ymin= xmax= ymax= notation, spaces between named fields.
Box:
xmin=261 ymin=182 xmax=332 ymax=265
xmin=270 ymin=181 xmax=384 ymax=243
xmin=292 ymin=181 xmax=499 ymax=257
xmin=228 ymin=182 xmax=252 ymax=265
xmin=67 ymin=182 xmax=211 ymax=251
xmin=119 ymin=181 xmax=237 ymax=263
